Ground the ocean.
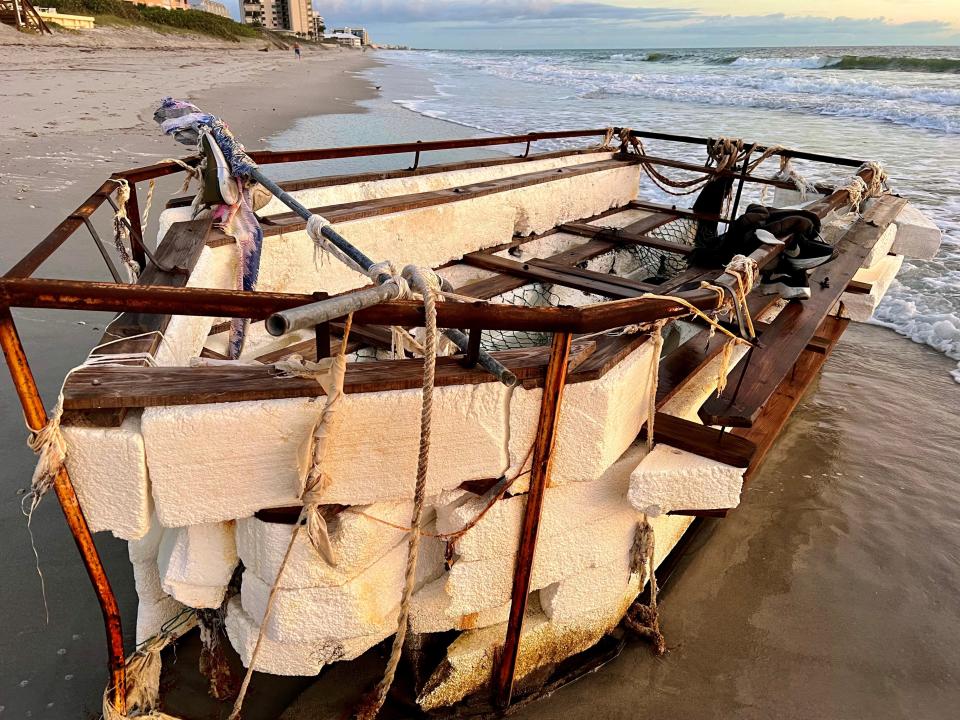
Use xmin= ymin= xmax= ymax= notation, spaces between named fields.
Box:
xmin=371 ymin=46 xmax=960 ymax=381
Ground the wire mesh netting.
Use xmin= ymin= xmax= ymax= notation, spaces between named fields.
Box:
xmin=478 ymin=217 xmax=701 ymax=352
xmin=344 ymin=217 xmax=704 ymax=356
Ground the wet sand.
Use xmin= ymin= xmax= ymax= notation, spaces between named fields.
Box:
xmin=2 ymin=42 xmax=959 ymax=720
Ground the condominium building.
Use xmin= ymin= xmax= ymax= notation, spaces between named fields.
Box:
xmin=187 ymin=0 xmax=229 ymax=16
xmin=311 ymin=14 xmax=324 ymax=39
xmin=242 ymin=0 xmax=313 ymax=36
xmin=123 ymin=0 xmax=190 ymax=9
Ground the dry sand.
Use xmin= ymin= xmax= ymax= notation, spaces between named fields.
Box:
xmin=0 ymin=38 xmax=377 ymax=273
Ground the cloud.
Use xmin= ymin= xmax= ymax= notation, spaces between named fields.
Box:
xmin=320 ymin=0 xmax=696 ymax=25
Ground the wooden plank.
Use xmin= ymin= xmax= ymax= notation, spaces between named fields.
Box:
xmin=236 ymin=159 xmax=637 ymax=242
xmin=455 ymin=237 xmax=626 ymax=301
xmin=568 ymin=332 xmax=649 ymax=382
xmin=641 ymin=413 xmax=755 ymax=468
xmin=699 ymin=195 xmax=906 ymax=427
xmin=165 ymin=149 xmax=605 ymax=208
xmin=628 ymin=199 xmax=725 ymax=224
xmin=845 ymin=279 xmax=872 ymax=295
xmin=526 ymin=259 xmax=662 ymax=293
xmin=655 ymin=292 xmax=782 ymax=409
xmin=61 ymin=341 xmax=596 ymax=411
xmin=733 ymin=315 xmax=848 ymax=481
xmin=62 ymin=218 xmax=216 ymax=428
xmin=462 ymin=253 xmax=648 ymax=299
xmin=559 ymin=222 xmax=694 ymax=257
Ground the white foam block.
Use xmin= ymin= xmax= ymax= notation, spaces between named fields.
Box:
xmin=258 ymin=152 xmax=618 ymax=217
xmin=251 ymin=163 xmax=638 ymax=302
xmin=410 ymin=576 xmax=511 ymax=634
xmin=539 ymin=512 xmax=691 ymax=624
xmin=157 ymin=521 xmax=238 ymax=609
xmin=862 ymin=222 xmax=898 ymax=269
xmin=833 ymin=253 xmax=904 ymax=323
xmin=507 ymin=342 xmax=656 ymax=491
xmin=155 ymin=244 xmax=237 ymax=367
xmin=235 ymin=502 xmax=413 ymax=589
xmin=241 ymin=532 xmax=444 ymax=642
xmin=772 ymin=187 xmax=825 ymax=208
xmin=144 ymin=380 xmax=511 ymax=526
xmin=444 ymin=508 xmax=635 ymax=616
xmin=890 ymin=202 xmax=942 ymax=260
xmin=628 ymin=443 xmax=744 ymax=516
xmin=62 ymin=412 xmax=151 ymax=541
xmin=418 ymin=591 xmax=632 ymax=711
xmin=128 ymin=517 xmax=191 ymax=643
xmin=225 ymin=597 xmax=389 ymax=676
xmin=438 ymin=443 xmax=648 ymax=563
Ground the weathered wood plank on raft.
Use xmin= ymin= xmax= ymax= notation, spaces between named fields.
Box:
xmin=462 ymin=252 xmax=654 ymax=299
xmin=61 ymin=341 xmax=598 ymax=410
xmin=165 ymin=148 xmax=612 ymax=209
xmin=558 ymin=221 xmax=694 ymax=257
xmin=698 ymin=195 xmax=907 ymax=427
xmin=210 ymin=158 xmax=639 ymax=244
xmin=642 ymin=412 xmax=756 ymax=469
xmin=655 ymin=292 xmax=783 ymax=409
xmin=61 ymin=217 xmax=216 ymax=427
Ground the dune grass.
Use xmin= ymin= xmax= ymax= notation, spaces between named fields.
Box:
xmin=47 ymin=0 xmax=259 ymax=41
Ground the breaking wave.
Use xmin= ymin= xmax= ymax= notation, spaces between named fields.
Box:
xmin=639 ymin=52 xmax=960 ymax=73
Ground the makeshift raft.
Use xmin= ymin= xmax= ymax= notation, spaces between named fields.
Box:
xmin=0 ymin=127 xmax=941 ymax=718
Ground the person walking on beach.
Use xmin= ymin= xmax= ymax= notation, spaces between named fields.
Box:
xmin=293 ymin=42 xmax=301 ymax=60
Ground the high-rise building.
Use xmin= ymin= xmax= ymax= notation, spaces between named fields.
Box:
xmin=311 ymin=14 xmax=324 ymax=40
xmin=242 ymin=0 xmax=313 ymax=36
xmin=187 ymin=0 xmax=229 ymax=16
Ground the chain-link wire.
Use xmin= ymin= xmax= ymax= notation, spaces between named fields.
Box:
xmin=346 ymin=218 xmax=704 ymax=355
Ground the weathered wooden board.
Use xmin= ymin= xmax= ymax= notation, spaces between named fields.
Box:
xmin=62 ymin=218 xmax=216 ymax=427
xmin=62 ymin=341 xmax=597 ymax=410
xmin=229 ymin=158 xmax=638 ymax=242
xmin=642 ymin=412 xmax=756 ymax=469
xmin=655 ymin=292 xmax=782 ymax=409
xmin=699 ymin=195 xmax=906 ymax=427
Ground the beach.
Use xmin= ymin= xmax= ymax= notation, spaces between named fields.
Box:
xmin=1 ymin=34 xmax=959 ymax=720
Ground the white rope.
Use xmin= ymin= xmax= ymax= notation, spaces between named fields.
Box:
xmin=22 ymin=332 xmax=162 ymax=623
xmin=357 ymin=266 xmax=442 ymax=720
xmin=110 ymin=179 xmax=142 ymax=283
xmin=306 ymin=214 xmax=368 ymax=275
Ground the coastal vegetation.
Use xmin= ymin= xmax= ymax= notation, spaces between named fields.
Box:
xmin=46 ymin=0 xmax=259 ymax=41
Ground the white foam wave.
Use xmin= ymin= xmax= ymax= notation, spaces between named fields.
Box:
xmin=728 ymin=55 xmax=838 ymax=69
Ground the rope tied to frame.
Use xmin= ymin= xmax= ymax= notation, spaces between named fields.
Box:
xmin=355 ymin=265 xmax=442 ymax=720
xmin=140 ymin=157 xmax=203 ymax=231
xmin=98 ymin=608 xmax=196 ymax=719
xmin=228 ymin=317 xmax=354 ymax=720
xmin=22 ymin=336 xmax=162 ymax=623
xmin=645 ymin=320 xmax=666 ymax=451
xmin=110 ymin=179 xmax=141 ymax=283
xmin=837 ymin=161 xmax=888 ymax=214
xmin=625 ymin=514 xmax=666 ymax=656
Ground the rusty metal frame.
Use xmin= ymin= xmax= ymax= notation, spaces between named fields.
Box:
xmin=0 ymin=128 xmax=868 ymax=715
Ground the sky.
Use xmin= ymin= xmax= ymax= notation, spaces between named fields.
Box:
xmin=228 ymin=1 xmax=960 ymax=49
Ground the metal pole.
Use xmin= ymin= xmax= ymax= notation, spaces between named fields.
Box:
xmin=494 ymin=331 xmax=573 ymax=709
xmin=0 ymin=307 xmax=127 ymax=714
xmin=252 ymin=168 xmax=517 ymax=386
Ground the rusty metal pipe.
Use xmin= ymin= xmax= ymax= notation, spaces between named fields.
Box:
xmin=0 ymin=307 xmax=127 ymax=714
xmin=494 ymin=331 xmax=573 ymax=708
